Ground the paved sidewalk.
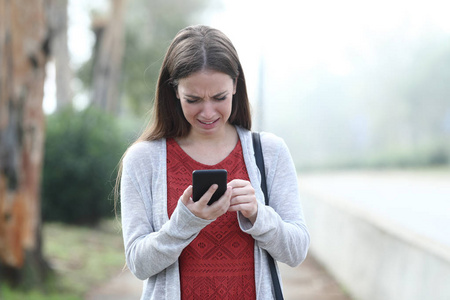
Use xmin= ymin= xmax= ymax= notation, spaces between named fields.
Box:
xmin=279 ymin=254 xmax=351 ymax=300
xmin=85 ymin=267 xmax=142 ymax=300
xmin=85 ymin=254 xmax=352 ymax=300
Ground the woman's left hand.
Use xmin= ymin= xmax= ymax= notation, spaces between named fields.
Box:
xmin=227 ymin=179 xmax=258 ymax=224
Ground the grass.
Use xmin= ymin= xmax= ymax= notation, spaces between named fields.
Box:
xmin=1 ymin=219 xmax=126 ymax=300
xmin=0 ymin=286 xmax=81 ymax=300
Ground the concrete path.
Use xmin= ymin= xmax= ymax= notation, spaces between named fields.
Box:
xmin=298 ymin=170 xmax=450 ymax=248
xmin=85 ymin=267 xmax=142 ymax=300
xmin=85 ymin=254 xmax=351 ymax=300
xmin=279 ymin=254 xmax=351 ymax=300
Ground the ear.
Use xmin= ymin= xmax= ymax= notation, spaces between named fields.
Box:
xmin=233 ymin=76 xmax=238 ymax=95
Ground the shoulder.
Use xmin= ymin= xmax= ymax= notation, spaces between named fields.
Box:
xmin=258 ymin=131 xmax=288 ymax=157
xmin=123 ymin=139 xmax=166 ymax=167
xmin=260 ymin=131 xmax=284 ymax=148
xmin=235 ymin=126 xmax=288 ymax=157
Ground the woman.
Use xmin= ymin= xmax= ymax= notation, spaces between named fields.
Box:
xmin=118 ymin=25 xmax=310 ymax=299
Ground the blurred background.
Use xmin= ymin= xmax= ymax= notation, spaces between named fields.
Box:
xmin=1 ymin=0 xmax=449 ymax=299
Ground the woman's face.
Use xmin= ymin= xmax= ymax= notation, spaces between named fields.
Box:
xmin=176 ymin=69 xmax=236 ymax=138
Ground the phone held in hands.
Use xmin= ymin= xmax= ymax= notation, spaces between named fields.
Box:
xmin=192 ymin=169 xmax=227 ymax=205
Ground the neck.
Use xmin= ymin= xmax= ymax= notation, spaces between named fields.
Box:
xmin=175 ymin=124 xmax=239 ymax=166
xmin=183 ymin=123 xmax=236 ymax=146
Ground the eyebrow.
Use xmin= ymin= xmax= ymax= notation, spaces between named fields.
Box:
xmin=184 ymin=91 xmax=228 ymax=99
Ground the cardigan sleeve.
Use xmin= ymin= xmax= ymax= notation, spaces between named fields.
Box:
xmin=238 ymin=132 xmax=310 ymax=267
xmin=120 ymin=142 xmax=213 ymax=280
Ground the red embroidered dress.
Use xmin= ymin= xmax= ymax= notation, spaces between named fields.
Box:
xmin=167 ymin=138 xmax=256 ymax=300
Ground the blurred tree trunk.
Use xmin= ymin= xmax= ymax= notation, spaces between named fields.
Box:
xmin=46 ymin=0 xmax=73 ymax=110
xmin=0 ymin=0 xmax=52 ymax=287
xmin=91 ymin=0 xmax=126 ymax=114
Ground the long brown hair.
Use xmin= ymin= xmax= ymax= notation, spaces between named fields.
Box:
xmin=114 ymin=25 xmax=252 ymax=214
xmin=144 ymin=25 xmax=251 ymax=141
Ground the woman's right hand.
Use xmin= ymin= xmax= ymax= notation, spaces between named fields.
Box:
xmin=181 ymin=185 xmax=232 ymax=220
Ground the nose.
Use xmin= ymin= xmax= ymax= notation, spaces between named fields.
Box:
xmin=200 ymin=100 xmax=215 ymax=119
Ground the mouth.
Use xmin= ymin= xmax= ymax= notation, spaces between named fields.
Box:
xmin=198 ymin=118 xmax=219 ymax=125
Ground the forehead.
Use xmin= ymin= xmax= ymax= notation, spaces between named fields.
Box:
xmin=177 ymin=70 xmax=234 ymax=95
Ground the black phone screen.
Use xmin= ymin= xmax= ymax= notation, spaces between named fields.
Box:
xmin=192 ymin=169 xmax=227 ymax=205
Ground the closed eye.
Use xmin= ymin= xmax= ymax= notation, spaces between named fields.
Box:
xmin=184 ymin=92 xmax=228 ymax=103
xmin=184 ymin=96 xmax=200 ymax=104
xmin=214 ymin=92 xmax=228 ymax=101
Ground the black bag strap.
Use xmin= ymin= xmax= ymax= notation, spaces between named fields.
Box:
xmin=252 ymin=132 xmax=269 ymax=205
xmin=252 ymin=132 xmax=284 ymax=300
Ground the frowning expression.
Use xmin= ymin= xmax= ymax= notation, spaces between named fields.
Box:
xmin=176 ymin=70 xmax=236 ymax=137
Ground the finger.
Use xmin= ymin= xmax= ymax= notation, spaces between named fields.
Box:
xmin=197 ymin=184 xmax=218 ymax=206
xmin=231 ymin=186 xmax=255 ymax=199
xmin=227 ymin=179 xmax=248 ymax=188
xmin=210 ymin=186 xmax=233 ymax=209
xmin=227 ymin=204 xmax=240 ymax=212
xmin=181 ymin=185 xmax=193 ymax=205
xmin=228 ymin=203 xmax=251 ymax=211
xmin=231 ymin=186 xmax=250 ymax=196
xmin=202 ymin=187 xmax=232 ymax=220
xmin=228 ymin=202 xmax=254 ymax=213
xmin=228 ymin=202 xmax=258 ymax=221
xmin=230 ymin=195 xmax=256 ymax=206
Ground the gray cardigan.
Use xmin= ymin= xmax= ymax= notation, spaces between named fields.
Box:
xmin=120 ymin=126 xmax=310 ymax=299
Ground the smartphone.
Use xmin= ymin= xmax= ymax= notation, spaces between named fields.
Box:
xmin=192 ymin=169 xmax=227 ymax=205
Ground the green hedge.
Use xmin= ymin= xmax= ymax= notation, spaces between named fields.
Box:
xmin=42 ymin=107 xmax=126 ymax=224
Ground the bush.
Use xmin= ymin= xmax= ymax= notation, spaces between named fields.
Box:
xmin=42 ymin=107 xmax=126 ymax=224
